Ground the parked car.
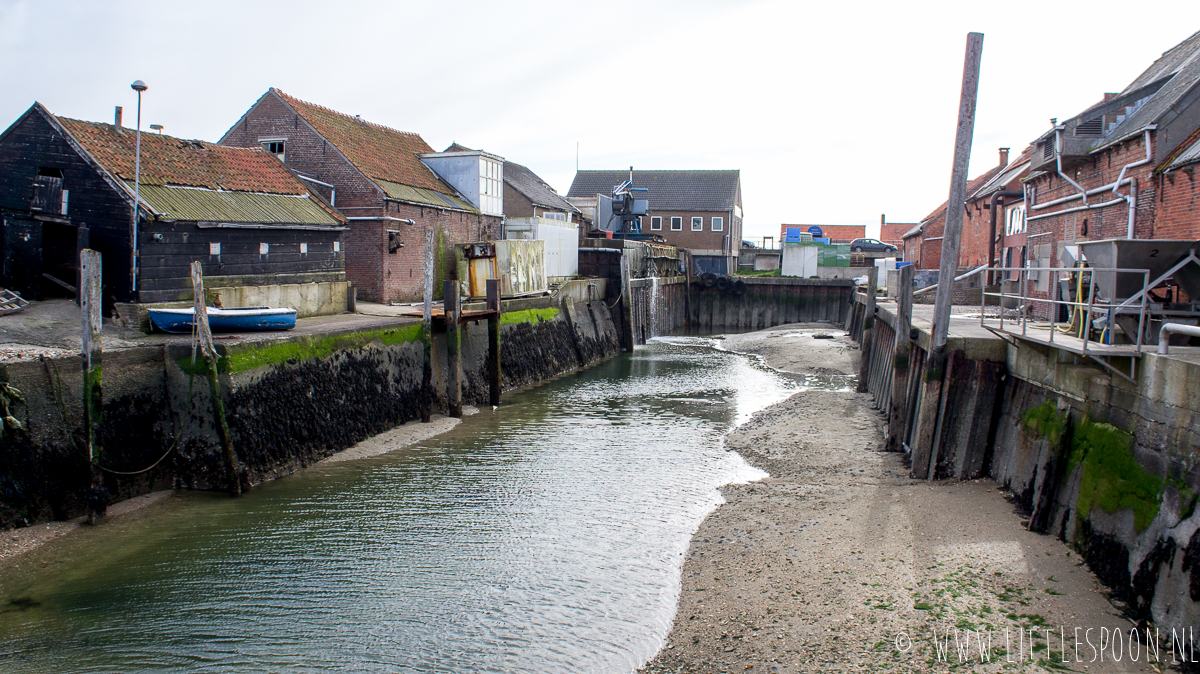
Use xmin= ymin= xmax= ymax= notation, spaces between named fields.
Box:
xmin=741 ymin=240 xmax=757 ymax=248
xmin=849 ymin=238 xmax=898 ymax=253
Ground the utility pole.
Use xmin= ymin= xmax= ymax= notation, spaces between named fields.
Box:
xmin=910 ymin=32 xmax=984 ymax=480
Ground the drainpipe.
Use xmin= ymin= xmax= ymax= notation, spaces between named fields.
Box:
xmin=295 ymin=174 xmax=336 ymax=208
xmin=346 ymin=216 xmax=416 ymax=225
xmin=987 ymin=190 xmax=1023 ymax=285
xmin=1111 ymin=127 xmax=1154 ymax=239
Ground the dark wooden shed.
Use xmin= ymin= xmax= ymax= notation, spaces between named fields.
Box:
xmin=0 ymin=103 xmax=348 ymax=318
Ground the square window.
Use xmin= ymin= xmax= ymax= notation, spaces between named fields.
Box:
xmin=259 ymin=242 xmax=269 ymax=255
xmin=333 ymin=241 xmax=341 ymax=252
xmin=671 ymin=217 xmax=682 ymax=231
xmin=691 ymin=217 xmax=702 ymax=231
xmin=712 ymin=217 xmax=724 ymax=232
xmin=299 ymin=242 xmax=308 ymax=254
xmin=209 ymin=242 xmax=220 ymax=255
xmin=651 ymin=216 xmax=662 ymax=231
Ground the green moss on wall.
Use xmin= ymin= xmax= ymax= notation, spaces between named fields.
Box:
xmin=1070 ymin=418 xmax=1162 ymax=533
xmin=499 ymin=308 xmax=559 ymax=326
xmin=193 ymin=324 xmax=424 ymax=375
xmin=1022 ymin=400 xmax=1067 ymax=448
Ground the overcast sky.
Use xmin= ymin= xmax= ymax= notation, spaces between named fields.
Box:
xmin=3 ymin=1 xmax=1199 ymax=242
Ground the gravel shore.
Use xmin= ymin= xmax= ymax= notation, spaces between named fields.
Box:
xmin=642 ymin=324 xmax=1152 ymax=673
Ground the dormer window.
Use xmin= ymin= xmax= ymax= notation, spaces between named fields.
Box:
xmin=260 ymin=139 xmax=285 ymax=161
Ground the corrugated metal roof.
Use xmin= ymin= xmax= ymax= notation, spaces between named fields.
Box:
xmin=138 ymin=184 xmax=341 ymax=225
xmin=1163 ymin=127 xmax=1200 ymax=170
xmin=375 ymin=178 xmax=477 ymax=212
xmin=568 ymin=170 xmax=740 ymax=211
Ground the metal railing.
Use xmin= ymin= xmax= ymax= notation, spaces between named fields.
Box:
xmin=980 ymin=266 xmax=1151 ymax=355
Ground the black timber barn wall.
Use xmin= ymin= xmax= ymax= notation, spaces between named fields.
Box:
xmin=137 ymin=222 xmax=344 ymax=303
xmin=0 ymin=110 xmax=135 ymax=303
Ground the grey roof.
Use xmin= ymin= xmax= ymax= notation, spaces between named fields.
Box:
xmin=1164 ymin=131 xmax=1200 ymax=170
xmin=567 ymin=170 xmax=740 ymax=211
xmin=504 ymin=161 xmax=578 ymax=213
xmin=1090 ymin=30 xmax=1200 ymax=152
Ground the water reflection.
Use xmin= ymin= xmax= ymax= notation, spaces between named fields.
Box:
xmin=0 ymin=337 xmax=849 ymax=673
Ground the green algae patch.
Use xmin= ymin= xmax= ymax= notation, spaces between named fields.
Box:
xmin=1022 ymin=400 xmax=1067 ymax=448
xmin=216 ymin=324 xmax=423 ymax=374
xmin=499 ymin=308 xmax=559 ymax=326
xmin=1070 ymin=418 xmax=1162 ymax=533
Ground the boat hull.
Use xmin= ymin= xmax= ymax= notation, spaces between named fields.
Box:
xmin=148 ymin=307 xmax=298 ymax=333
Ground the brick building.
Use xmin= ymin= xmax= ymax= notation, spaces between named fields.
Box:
xmin=1022 ymin=30 xmax=1200 ymax=304
xmin=568 ymin=170 xmax=742 ymax=274
xmin=220 ymin=89 xmax=501 ymax=303
xmin=0 ymin=103 xmax=345 ymax=313
xmin=962 ymin=147 xmax=1030 ymax=271
xmin=780 ymin=223 xmax=865 ymax=244
xmin=902 ymin=153 xmax=1008 ymax=271
xmin=879 ymin=216 xmax=917 ymax=250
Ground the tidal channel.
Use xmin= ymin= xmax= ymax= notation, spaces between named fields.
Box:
xmin=0 ymin=337 xmax=851 ymax=673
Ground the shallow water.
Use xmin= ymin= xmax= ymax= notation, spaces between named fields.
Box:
xmin=0 ymin=337 xmax=851 ymax=673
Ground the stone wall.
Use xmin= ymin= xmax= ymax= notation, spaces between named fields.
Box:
xmin=0 ymin=297 xmax=621 ymax=527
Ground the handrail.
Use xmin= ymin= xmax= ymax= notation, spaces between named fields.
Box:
xmin=980 ymin=266 xmax=1151 ymax=356
xmin=912 ymin=264 xmax=987 ymax=296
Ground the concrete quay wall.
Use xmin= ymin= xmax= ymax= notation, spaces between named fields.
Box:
xmin=0 ymin=295 xmax=620 ymax=526
xmin=850 ymin=291 xmax=1200 ymax=637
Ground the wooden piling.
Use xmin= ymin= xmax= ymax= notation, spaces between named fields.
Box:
xmin=192 ymin=261 xmax=241 ymax=494
xmin=80 ymin=249 xmax=104 ymax=523
xmin=487 ymin=278 xmax=501 ymax=407
xmin=886 ymin=264 xmax=915 ymax=452
xmin=444 ymin=279 xmax=462 ymax=418
xmin=856 ymin=267 xmax=878 ymax=393
xmin=911 ymin=32 xmax=983 ymax=480
xmin=421 ymin=228 xmax=434 ymax=423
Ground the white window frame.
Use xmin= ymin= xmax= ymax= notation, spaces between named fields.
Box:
xmin=650 ymin=216 xmax=662 ymax=231
xmin=711 ymin=216 xmax=724 ymax=232
xmin=259 ymin=137 xmax=286 ymax=161
xmin=691 ymin=216 xmax=702 ymax=231
xmin=670 ymin=216 xmax=682 ymax=231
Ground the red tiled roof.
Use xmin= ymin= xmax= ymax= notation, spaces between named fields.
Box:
xmin=57 ymin=116 xmax=308 ymax=195
xmin=273 ymin=89 xmax=449 ymax=192
xmin=909 ymin=165 xmax=1007 ymax=237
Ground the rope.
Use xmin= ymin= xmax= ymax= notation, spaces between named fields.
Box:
xmin=41 ymin=355 xmax=196 ymax=476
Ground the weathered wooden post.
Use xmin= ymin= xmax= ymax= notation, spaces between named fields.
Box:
xmin=619 ymin=253 xmax=635 ymax=351
xmin=192 ymin=261 xmax=241 ymax=495
xmin=421 ymin=228 xmax=434 ymax=423
xmin=80 ymin=249 xmax=104 ymax=524
xmin=486 ymin=278 xmax=501 ymax=407
xmin=911 ymin=32 xmax=983 ymax=480
xmin=886 ymin=264 xmax=915 ymax=452
xmin=443 ymin=279 xmax=462 ymax=418
xmin=856 ymin=266 xmax=879 ymax=393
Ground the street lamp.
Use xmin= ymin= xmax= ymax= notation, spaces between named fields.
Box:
xmin=131 ymin=79 xmax=147 ymax=293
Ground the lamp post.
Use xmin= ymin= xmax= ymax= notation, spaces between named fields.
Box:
xmin=131 ymin=79 xmax=147 ymax=293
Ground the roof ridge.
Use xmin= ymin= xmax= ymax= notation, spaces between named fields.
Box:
xmin=272 ymin=88 xmax=422 ymax=138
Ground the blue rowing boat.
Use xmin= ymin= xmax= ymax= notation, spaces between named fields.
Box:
xmin=148 ymin=306 xmax=298 ymax=333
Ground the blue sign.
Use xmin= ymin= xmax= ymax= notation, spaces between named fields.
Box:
xmin=807 ymin=225 xmax=823 ymax=237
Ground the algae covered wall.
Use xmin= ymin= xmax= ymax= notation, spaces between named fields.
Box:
xmin=988 ymin=342 xmax=1200 ymax=639
xmin=0 ymin=298 xmax=621 ymax=527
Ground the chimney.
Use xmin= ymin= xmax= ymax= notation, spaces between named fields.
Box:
xmin=999 ymin=147 xmax=1010 ymax=167
xmin=880 ymin=213 xmax=886 ymax=225
xmin=1103 ymin=92 xmax=1119 ymax=102
xmin=114 ymin=106 xmax=123 ymax=128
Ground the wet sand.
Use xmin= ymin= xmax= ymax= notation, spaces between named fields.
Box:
xmin=643 ymin=324 xmax=1153 ymax=673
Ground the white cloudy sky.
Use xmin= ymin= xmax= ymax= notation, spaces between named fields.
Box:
xmin=3 ymin=1 xmax=1199 ymax=242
